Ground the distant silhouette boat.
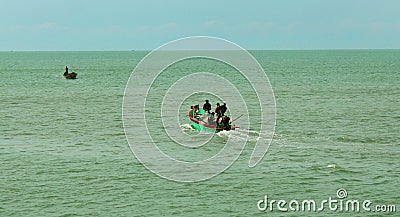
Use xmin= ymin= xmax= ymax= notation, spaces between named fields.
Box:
xmin=63 ymin=66 xmax=77 ymax=79
xmin=63 ymin=71 xmax=77 ymax=79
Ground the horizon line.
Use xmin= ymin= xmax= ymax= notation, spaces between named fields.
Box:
xmin=2 ymin=48 xmax=400 ymax=52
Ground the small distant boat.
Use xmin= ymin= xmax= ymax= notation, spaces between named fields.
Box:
xmin=63 ymin=72 xmax=77 ymax=79
xmin=188 ymin=109 xmax=238 ymax=132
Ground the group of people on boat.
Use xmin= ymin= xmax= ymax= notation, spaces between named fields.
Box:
xmin=191 ymin=99 xmax=231 ymax=130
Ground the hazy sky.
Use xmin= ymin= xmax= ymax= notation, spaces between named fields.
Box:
xmin=1 ymin=0 xmax=399 ymax=50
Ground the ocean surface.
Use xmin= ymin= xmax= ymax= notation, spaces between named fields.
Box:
xmin=1 ymin=50 xmax=399 ymax=216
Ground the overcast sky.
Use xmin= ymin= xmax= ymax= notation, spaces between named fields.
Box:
xmin=0 ymin=0 xmax=399 ymax=51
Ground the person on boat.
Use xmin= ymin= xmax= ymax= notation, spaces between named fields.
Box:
xmin=64 ymin=66 xmax=69 ymax=76
xmin=222 ymin=116 xmax=231 ymax=131
xmin=215 ymin=103 xmax=222 ymax=123
xmin=207 ymin=112 xmax=216 ymax=125
xmin=203 ymin=100 xmax=211 ymax=113
xmin=193 ymin=104 xmax=200 ymax=118
xmin=215 ymin=103 xmax=221 ymax=115
xmin=190 ymin=106 xmax=195 ymax=117
xmin=220 ymin=102 xmax=227 ymax=116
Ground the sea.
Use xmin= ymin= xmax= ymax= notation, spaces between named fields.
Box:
xmin=0 ymin=50 xmax=399 ymax=216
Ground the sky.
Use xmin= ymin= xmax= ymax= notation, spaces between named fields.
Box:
xmin=0 ymin=0 xmax=399 ymax=51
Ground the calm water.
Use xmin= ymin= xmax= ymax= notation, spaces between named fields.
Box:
xmin=1 ymin=50 xmax=399 ymax=216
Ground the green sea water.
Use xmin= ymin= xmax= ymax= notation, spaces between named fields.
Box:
xmin=1 ymin=50 xmax=399 ymax=216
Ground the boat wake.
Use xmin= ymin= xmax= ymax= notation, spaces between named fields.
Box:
xmin=179 ymin=124 xmax=272 ymax=143
xmin=215 ymin=128 xmax=263 ymax=142
xmin=180 ymin=123 xmax=193 ymax=132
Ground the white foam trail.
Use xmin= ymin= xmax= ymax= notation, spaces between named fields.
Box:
xmin=216 ymin=129 xmax=254 ymax=141
xmin=179 ymin=124 xmax=270 ymax=143
xmin=180 ymin=123 xmax=194 ymax=131
xmin=327 ymin=164 xmax=336 ymax=168
xmin=216 ymin=130 xmax=232 ymax=138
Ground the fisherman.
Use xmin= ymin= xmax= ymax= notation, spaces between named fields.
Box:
xmin=220 ymin=102 xmax=227 ymax=116
xmin=64 ymin=66 xmax=69 ymax=76
xmin=190 ymin=105 xmax=195 ymax=117
xmin=208 ymin=112 xmax=216 ymax=125
xmin=194 ymin=104 xmax=200 ymax=118
xmin=222 ymin=116 xmax=231 ymax=131
xmin=203 ymin=99 xmax=211 ymax=113
xmin=215 ymin=103 xmax=222 ymax=123
xmin=215 ymin=103 xmax=221 ymax=116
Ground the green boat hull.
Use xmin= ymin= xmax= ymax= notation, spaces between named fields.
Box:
xmin=190 ymin=120 xmax=220 ymax=132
